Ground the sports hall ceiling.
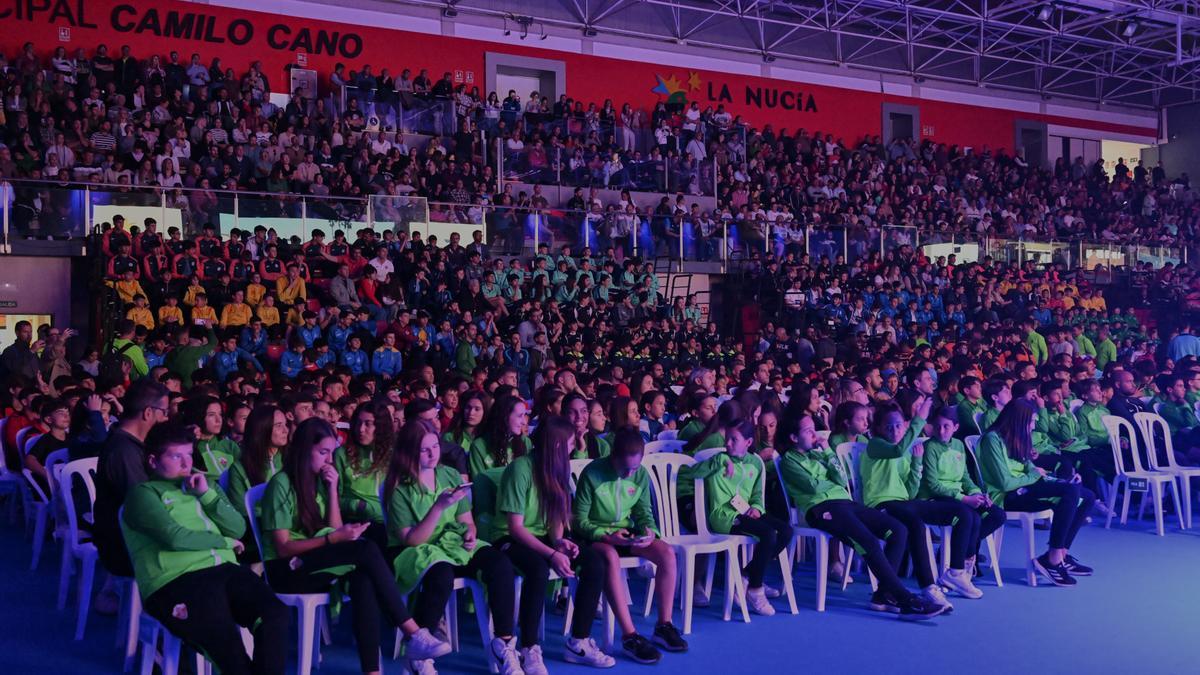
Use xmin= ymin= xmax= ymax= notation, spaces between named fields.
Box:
xmin=370 ymin=0 xmax=1200 ymax=109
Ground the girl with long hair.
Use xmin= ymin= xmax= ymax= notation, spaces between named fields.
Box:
xmin=443 ymin=389 xmax=491 ymax=449
xmin=978 ymin=400 xmax=1096 ymax=587
xmin=564 ymin=393 xmax=610 ymax=459
xmin=260 ymin=418 xmax=450 ymax=675
xmin=468 ymin=395 xmax=532 ymax=539
xmin=384 ymin=420 xmax=523 ymax=674
xmin=180 ymin=395 xmax=241 ymax=479
xmin=334 ymin=401 xmax=395 ymax=550
xmin=227 ymin=405 xmax=289 ymax=557
xmin=492 ymin=415 xmax=614 ymax=670
xmin=828 ymin=401 xmax=870 ymax=450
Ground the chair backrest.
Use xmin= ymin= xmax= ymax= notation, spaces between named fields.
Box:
xmin=0 ymin=417 xmax=8 ymax=474
xmin=58 ymin=458 xmax=98 ymax=548
xmin=816 ymin=430 xmax=831 ymax=443
xmin=24 ymin=446 xmax=68 ymax=505
xmin=964 ymin=435 xmax=981 ymax=453
xmin=645 ymin=439 xmax=686 ymax=455
xmin=568 ymin=458 xmax=592 ymax=495
xmin=1132 ymin=412 xmax=1177 ymax=472
xmin=1101 ymin=414 xmax=1146 ymax=474
xmin=15 ymin=427 xmax=35 ymax=459
xmin=845 ymin=442 xmax=867 ymax=502
xmin=218 ymin=469 xmax=231 ymax=492
xmin=771 ymin=456 xmax=795 ymax=516
xmin=669 ymin=385 xmax=683 ymax=396
xmin=693 ymin=446 xmax=725 ymax=464
xmin=1069 ymin=399 xmax=1084 ymax=416
xmin=244 ymin=483 xmax=269 ymax=568
xmin=973 ymin=411 xmax=984 ymax=431
xmin=641 ymin=452 xmax=696 ymax=539
xmin=655 ymin=429 xmax=679 ymax=441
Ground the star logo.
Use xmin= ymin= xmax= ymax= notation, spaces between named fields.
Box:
xmin=687 ymin=71 xmax=702 ymax=91
xmin=651 ymin=73 xmax=691 ymax=105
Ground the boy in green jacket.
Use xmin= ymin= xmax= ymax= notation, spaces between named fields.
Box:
xmin=1154 ymin=373 xmax=1200 ymax=466
xmin=1032 ymin=382 xmax=1089 ymax=473
xmin=573 ymin=428 xmax=688 ymax=663
xmin=120 ymin=424 xmax=288 ymax=674
xmin=862 ymin=397 xmax=977 ymax=606
xmin=978 ymin=378 xmax=1011 ymax=433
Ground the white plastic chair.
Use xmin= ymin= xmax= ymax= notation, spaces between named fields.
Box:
xmin=23 ymin=447 xmax=67 ymax=569
xmin=957 ymin=441 xmax=1004 ymax=587
xmin=0 ymin=418 xmax=22 ymax=524
xmin=721 ymin=454 xmax=797 ymax=615
xmin=58 ymin=458 xmax=99 ymax=640
xmin=1133 ymin=411 xmax=1200 ymax=529
xmin=655 ymin=429 xmax=679 ymax=441
xmin=1101 ymin=415 xmax=1183 ymax=536
xmin=645 ymin=439 xmax=686 ymax=455
xmin=245 ymin=484 xmax=331 ymax=675
xmin=771 ymin=455 xmax=846 ymax=611
xmin=137 ymin=612 xmax=213 ymax=675
xmin=641 ymin=452 xmax=748 ymax=635
xmin=15 ymin=428 xmax=41 ymax=535
xmin=1069 ymin=399 xmax=1084 ymax=416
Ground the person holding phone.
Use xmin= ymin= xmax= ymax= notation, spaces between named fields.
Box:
xmin=384 ymin=420 xmax=524 ymax=675
xmin=492 ymin=415 xmax=614 ymax=672
xmin=861 ymin=398 xmax=972 ymax=610
xmin=121 ymin=423 xmax=289 ymax=675
xmin=260 ymin=418 xmax=450 ymax=675
xmin=978 ymin=400 xmax=1096 ymax=587
xmin=335 ymin=402 xmax=394 ymax=550
xmin=573 ymin=427 xmax=688 ymax=665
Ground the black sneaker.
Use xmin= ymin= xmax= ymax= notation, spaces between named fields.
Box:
xmin=1033 ymin=554 xmax=1077 ymax=587
xmin=1063 ymin=555 xmax=1093 ymax=576
xmin=652 ymin=622 xmax=688 ymax=652
xmin=621 ymin=633 xmax=662 ymax=664
xmin=897 ymin=593 xmax=946 ymax=621
xmin=868 ymin=591 xmax=901 ymax=614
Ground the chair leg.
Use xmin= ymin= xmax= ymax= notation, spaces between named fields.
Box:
xmin=446 ymin=589 xmax=459 ymax=652
xmin=1184 ymin=476 xmax=1195 ymax=530
xmin=1105 ymin=480 xmax=1118 ymax=529
xmin=57 ymin=546 xmax=72 ymax=610
xmin=642 ymin=577 xmax=656 ymax=618
xmin=161 ymin=632 xmax=181 ymax=675
xmin=814 ymin=536 xmax=829 ymax=612
xmin=123 ymin=585 xmax=142 ymax=672
xmin=1119 ymin=480 xmax=1132 ymax=525
xmin=985 ymin=534 xmax=1003 ymax=588
xmin=726 ymin=549 xmax=749 ymax=624
xmin=1169 ymin=480 xmax=1185 ymax=530
xmin=940 ymin=527 xmax=953 ymax=574
xmin=1022 ymin=521 xmax=1037 ymax=587
xmin=296 ymin=602 xmax=317 ymax=675
xmin=30 ymin=506 xmax=47 ymax=570
xmin=681 ymin=553 xmax=695 ymax=635
xmin=777 ymin=550 xmax=798 ymax=615
xmin=1151 ymin=481 xmax=1165 ymax=536
xmin=74 ymin=553 xmax=96 ymax=640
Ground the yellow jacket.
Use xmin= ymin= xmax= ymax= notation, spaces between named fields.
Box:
xmin=256 ymin=305 xmax=280 ymax=327
xmin=245 ymin=283 xmax=267 ymax=307
xmin=158 ymin=305 xmax=184 ymax=326
xmin=115 ymin=279 xmax=146 ymax=305
xmin=192 ymin=305 xmax=218 ymax=324
xmin=127 ymin=306 xmax=155 ymax=330
xmin=276 ymin=277 xmax=307 ymax=306
xmin=220 ymin=303 xmax=252 ymax=328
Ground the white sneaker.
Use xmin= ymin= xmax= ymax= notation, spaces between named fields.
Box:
xmin=491 ymin=637 xmax=525 ymax=675
xmin=407 ymin=659 xmax=438 ymax=675
xmin=564 ymin=637 xmax=616 ymax=668
xmin=742 ymin=576 xmax=781 ymax=599
xmin=921 ymin=584 xmax=954 ymax=614
xmin=938 ymin=568 xmax=983 ymax=599
xmin=746 ymin=587 xmax=776 ymax=616
xmin=520 ymin=644 xmax=549 ymax=675
xmin=405 ymin=628 xmax=452 ymax=661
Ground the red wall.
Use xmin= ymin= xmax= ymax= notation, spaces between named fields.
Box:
xmin=0 ymin=0 xmax=1156 ymax=149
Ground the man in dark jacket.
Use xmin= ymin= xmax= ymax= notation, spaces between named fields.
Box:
xmin=0 ymin=320 xmax=40 ymax=382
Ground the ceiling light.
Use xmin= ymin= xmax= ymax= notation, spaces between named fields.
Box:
xmin=583 ymin=27 xmax=598 ymax=37
xmin=1122 ymin=21 xmax=1138 ymax=38
xmin=1037 ymin=5 xmax=1053 ymax=22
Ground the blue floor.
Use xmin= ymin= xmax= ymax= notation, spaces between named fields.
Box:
xmin=2 ymin=509 xmax=1197 ymax=674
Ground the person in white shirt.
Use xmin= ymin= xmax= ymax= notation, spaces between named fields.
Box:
xmin=371 ymin=246 xmax=394 ymax=279
xmin=370 ymin=132 xmax=392 ymax=156
xmin=47 ymin=133 xmax=75 ymax=169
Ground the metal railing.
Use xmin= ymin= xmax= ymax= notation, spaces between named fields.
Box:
xmin=0 ymin=179 xmax=1186 ymax=274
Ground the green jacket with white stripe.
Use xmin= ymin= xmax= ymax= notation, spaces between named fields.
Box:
xmin=121 ymin=479 xmax=245 ymax=598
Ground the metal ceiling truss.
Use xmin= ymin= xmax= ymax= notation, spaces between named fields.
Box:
xmin=397 ymin=0 xmax=1200 ymax=108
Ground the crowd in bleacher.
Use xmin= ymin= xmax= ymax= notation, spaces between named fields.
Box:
xmin=3 ymin=38 xmax=1200 ymax=675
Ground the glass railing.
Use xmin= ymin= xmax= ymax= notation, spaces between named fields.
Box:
xmin=0 ymin=179 xmax=1187 ymax=275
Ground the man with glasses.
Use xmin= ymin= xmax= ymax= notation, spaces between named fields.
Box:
xmin=92 ymin=379 xmax=172 ymax=611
